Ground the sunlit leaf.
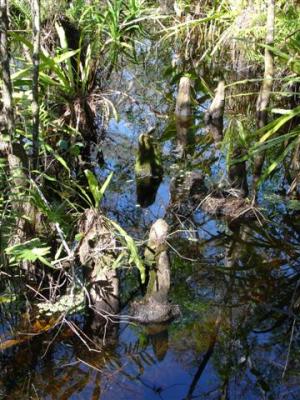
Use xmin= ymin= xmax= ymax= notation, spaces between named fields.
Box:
xmin=6 ymin=239 xmax=51 ymax=267
xmin=0 ymin=294 xmax=16 ymax=304
xmin=110 ymin=220 xmax=145 ymax=283
xmin=84 ymin=170 xmax=113 ymax=208
xmin=54 ymin=154 xmax=71 ymax=176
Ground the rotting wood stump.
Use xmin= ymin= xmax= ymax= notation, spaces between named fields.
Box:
xmin=205 ymin=80 xmax=225 ymax=144
xmin=78 ymin=209 xmax=119 ymax=316
xmin=131 ymin=219 xmax=180 ymax=324
xmin=175 ymin=76 xmax=194 ymax=158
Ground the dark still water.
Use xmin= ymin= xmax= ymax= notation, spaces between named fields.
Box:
xmin=1 ymin=208 xmax=300 ymax=399
xmin=1 ymin=57 xmax=300 ymax=400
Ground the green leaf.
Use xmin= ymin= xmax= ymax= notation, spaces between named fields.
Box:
xmin=99 ymin=171 xmax=113 ymax=200
xmin=81 ymin=44 xmax=92 ymax=91
xmin=11 ymin=66 xmax=32 ymax=81
xmin=271 ymin=108 xmax=292 ymax=115
xmin=10 ymin=32 xmax=74 ymax=92
xmin=6 ymin=239 xmax=51 ymax=267
xmin=69 ymin=181 xmax=93 ymax=208
xmin=54 ymin=154 xmax=71 ymax=175
xmin=39 ymin=72 xmax=61 ymax=87
xmin=55 ymin=22 xmax=75 ymax=86
xmin=258 ymin=106 xmax=300 ymax=143
xmin=110 ymin=220 xmax=145 ymax=283
xmin=111 ymin=251 xmax=126 ymax=270
xmin=287 ymin=200 xmax=300 ymax=211
xmin=84 ymin=170 xmax=113 ymax=208
xmin=53 ymin=49 xmax=80 ymax=65
xmin=75 ymin=233 xmax=84 ymax=241
xmin=257 ymin=138 xmax=298 ymax=185
xmin=0 ymin=294 xmax=16 ymax=304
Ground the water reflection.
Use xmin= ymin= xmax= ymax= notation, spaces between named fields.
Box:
xmin=2 ymin=39 xmax=300 ymax=400
xmin=1 ymin=214 xmax=300 ymax=399
xmin=135 ymin=130 xmax=163 ymax=207
xmin=136 ymin=175 xmax=162 ymax=208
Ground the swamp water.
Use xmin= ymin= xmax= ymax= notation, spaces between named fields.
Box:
xmin=1 ymin=61 xmax=300 ymax=400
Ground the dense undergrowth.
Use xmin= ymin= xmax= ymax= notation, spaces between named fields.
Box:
xmin=0 ymin=0 xmax=300 ymax=352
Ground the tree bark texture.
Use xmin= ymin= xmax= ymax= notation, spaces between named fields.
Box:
xmin=0 ymin=0 xmax=27 ymax=197
xmin=144 ymin=218 xmax=170 ymax=299
xmin=131 ymin=218 xmax=180 ymax=324
xmin=205 ymin=80 xmax=225 ymax=144
xmin=78 ymin=210 xmax=120 ymax=316
xmin=175 ymin=76 xmax=194 ymax=157
xmin=0 ymin=0 xmax=15 ymax=147
xmin=175 ymin=76 xmax=192 ymax=118
xmin=31 ymin=0 xmax=40 ymax=169
xmin=0 ymin=0 xmax=36 ymax=260
xmin=253 ymin=0 xmax=275 ymax=190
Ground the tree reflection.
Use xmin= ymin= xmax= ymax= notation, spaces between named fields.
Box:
xmin=170 ymin=216 xmax=300 ymax=399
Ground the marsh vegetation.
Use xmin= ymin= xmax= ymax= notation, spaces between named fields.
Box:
xmin=1 ymin=0 xmax=300 ymax=398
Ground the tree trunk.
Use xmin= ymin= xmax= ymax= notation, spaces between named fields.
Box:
xmin=78 ymin=210 xmax=120 ymax=316
xmin=131 ymin=219 xmax=180 ymax=324
xmin=31 ymin=0 xmax=40 ymax=169
xmin=205 ymin=80 xmax=225 ymax=145
xmin=144 ymin=219 xmax=170 ymax=299
xmin=0 ymin=0 xmax=14 ymax=148
xmin=175 ymin=76 xmax=194 ymax=157
xmin=0 ymin=0 xmax=38 ymax=263
xmin=253 ymin=0 xmax=275 ymax=192
xmin=282 ymin=82 xmax=300 ymax=193
xmin=0 ymin=0 xmax=28 ymax=200
xmin=287 ymin=138 xmax=300 ymax=195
